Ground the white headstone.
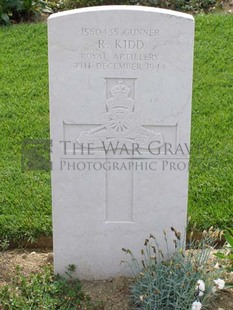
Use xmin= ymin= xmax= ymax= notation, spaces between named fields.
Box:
xmin=48 ymin=6 xmax=194 ymax=280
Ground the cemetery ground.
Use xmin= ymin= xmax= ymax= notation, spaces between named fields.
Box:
xmin=0 ymin=243 xmax=232 ymax=309
xmin=0 ymin=12 xmax=232 ymax=310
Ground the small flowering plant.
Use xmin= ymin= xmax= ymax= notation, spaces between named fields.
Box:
xmin=123 ymin=227 xmax=225 ymax=310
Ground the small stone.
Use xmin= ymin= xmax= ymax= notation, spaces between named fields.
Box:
xmin=30 ymin=251 xmax=36 ymax=256
xmin=21 ymin=253 xmax=27 ymax=259
xmin=46 ymin=253 xmax=53 ymax=263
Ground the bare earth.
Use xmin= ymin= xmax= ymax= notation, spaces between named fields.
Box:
xmin=0 ymin=249 xmax=232 ymax=309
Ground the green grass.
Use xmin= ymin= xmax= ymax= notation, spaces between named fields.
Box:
xmin=0 ymin=23 xmax=51 ymax=241
xmin=0 ymin=15 xmax=232 ymax=242
xmin=189 ymin=14 xmax=233 ymax=229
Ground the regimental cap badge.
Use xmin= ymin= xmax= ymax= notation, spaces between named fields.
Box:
xmin=111 ymin=81 xmax=130 ymax=98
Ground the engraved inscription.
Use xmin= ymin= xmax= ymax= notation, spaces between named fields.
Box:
xmin=81 ymin=28 xmax=160 ymax=37
xmin=74 ymin=62 xmax=165 ymax=71
xmin=80 ymin=52 xmax=107 ymax=60
xmin=113 ymin=53 xmax=157 ymax=61
xmin=77 ymin=79 xmax=163 ymax=149
xmin=73 ymin=26 xmax=165 ymax=71
xmin=114 ymin=40 xmax=144 ymax=49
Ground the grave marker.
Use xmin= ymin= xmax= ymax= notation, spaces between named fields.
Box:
xmin=48 ymin=6 xmax=194 ymax=280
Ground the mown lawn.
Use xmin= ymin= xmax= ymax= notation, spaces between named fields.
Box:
xmin=0 ymin=23 xmax=51 ymax=241
xmin=190 ymin=14 xmax=233 ymax=230
xmin=0 ymin=15 xmax=232 ymax=242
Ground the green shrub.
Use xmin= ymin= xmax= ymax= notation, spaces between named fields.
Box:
xmin=48 ymin=0 xmax=219 ymax=14
xmin=0 ymin=0 xmax=53 ymax=25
